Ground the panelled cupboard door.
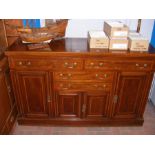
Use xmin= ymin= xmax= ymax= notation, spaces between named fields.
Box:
xmin=0 ymin=70 xmax=11 ymax=131
xmin=16 ymin=71 xmax=50 ymax=118
xmin=83 ymin=91 xmax=109 ymax=118
xmin=113 ymin=72 xmax=148 ymax=119
xmin=55 ymin=91 xmax=82 ymax=118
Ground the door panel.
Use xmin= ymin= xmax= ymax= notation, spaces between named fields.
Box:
xmin=56 ymin=91 xmax=82 ymax=118
xmin=17 ymin=71 xmax=50 ymax=118
xmin=0 ymin=71 xmax=11 ymax=131
xmin=83 ymin=91 xmax=109 ymax=118
xmin=113 ymin=72 xmax=147 ymax=119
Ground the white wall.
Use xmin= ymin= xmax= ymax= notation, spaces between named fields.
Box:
xmin=65 ymin=19 xmax=138 ymax=38
xmin=140 ymin=19 xmax=154 ymax=41
xmin=65 ymin=19 xmax=154 ymax=42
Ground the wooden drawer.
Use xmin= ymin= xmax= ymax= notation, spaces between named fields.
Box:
xmin=10 ymin=59 xmax=54 ymax=70
xmin=116 ymin=61 xmax=153 ymax=71
xmin=85 ymin=59 xmax=153 ymax=71
xmin=53 ymin=59 xmax=83 ymax=70
xmin=54 ymin=81 xmax=112 ymax=91
xmin=10 ymin=58 xmax=83 ymax=70
xmin=54 ymin=71 xmax=114 ymax=82
xmin=85 ymin=59 xmax=114 ymax=70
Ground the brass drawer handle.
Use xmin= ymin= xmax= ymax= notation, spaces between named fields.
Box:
xmin=59 ymin=83 xmax=71 ymax=89
xmin=64 ymin=62 xmax=77 ymax=68
xmin=93 ymin=84 xmax=106 ymax=88
xmin=59 ymin=73 xmax=72 ymax=79
xmin=95 ymin=74 xmax=108 ymax=79
xmin=136 ymin=63 xmax=148 ymax=69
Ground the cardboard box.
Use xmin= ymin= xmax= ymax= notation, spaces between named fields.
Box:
xmin=109 ymin=38 xmax=128 ymax=50
xmin=104 ymin=21 xmax=129 ymax=38
xmin=128 ymin=34 xmax=149 ymax=52
xmin=88 ymin=31 xmax=109 ymax=49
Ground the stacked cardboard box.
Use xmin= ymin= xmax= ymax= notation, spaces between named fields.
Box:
xmin=88 ymin=21 xmax=149 ymax=52
xmin=88 ymin=31 xmax=109 ymax=49
xmin=104 ymin=21 xmax=129 ymax=51
xmin=128 ymin=32 xmax=149 ymax=52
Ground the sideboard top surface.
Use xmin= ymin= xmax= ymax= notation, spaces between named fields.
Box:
xmin=5 ymin=38 xmax=155 ymax=59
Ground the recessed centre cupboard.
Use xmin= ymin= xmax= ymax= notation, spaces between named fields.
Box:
xmin=5 ymin=37 xmax=155 ymax=126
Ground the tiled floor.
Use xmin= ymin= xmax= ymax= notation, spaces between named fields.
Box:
xmin=11 ymin=102 xmax=155 ymax=135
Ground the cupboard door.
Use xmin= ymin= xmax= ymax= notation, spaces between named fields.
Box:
xmin=16 ymin=71 xmax=50 ymax=118
xmin=56 ymin=91 xmax=82 ymax=118
xmin=83 ymin=91 xmax=109 ymax=118
xmin=0 ymin=69 xmax=11 ymax=131
xmin=113 ymin=72 xmax=147 ymax=119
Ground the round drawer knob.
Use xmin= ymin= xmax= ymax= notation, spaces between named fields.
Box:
xmin=104 ymin=74 xmax=107 ymax=78
xmin=0 ymin=68 xmax=2 ymax=72
xmin=103 ymin=84 xmax=106 ymax=88
xmin=68 ymin=73 xmax=72 ymax=77
xmin=64 ymin=62 xmax=69 ymax=66
xmin=90 ymin=62 xmax=94 ymax=66
xmin=18 ymin=61 xmax=22 ymax=65
xmin=99 ymin=62 xmax=103 ymax=66
xmin=135 ymin=64 xmax=139 ymax=67
xmin=59 ymin=73 xmax=63 ymax=77
xmin=144 ymin=64 xmax=148 ymax=67
xmin=73 ymin=62 xmax=77 ymax=66
xmin=95 ymin=74 xmax=99 ymax=77
xmin=27 ymin=61 xmax=31 ymax=66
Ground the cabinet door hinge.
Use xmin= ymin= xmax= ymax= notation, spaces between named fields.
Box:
xmin=82 ymin=104 xmax=86 ymax=113
xmin=113 ymin=95 xmax=118 ymax=104
xmin=47 ymin=96 xmax=51 ymax=103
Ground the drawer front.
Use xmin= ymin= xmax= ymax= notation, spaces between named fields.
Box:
xmin=116 ymin=61 xmax=153 ymax=71
xmin=85 ymin=59 xmax=153 ymax=71
xmin=54 ymin=71 xmax=114 ymax=82
xmin=10 ymin=59 xmax=54 ymax=70
xmin=85 ymin=59 xmax=114 ymax=70
xmin=54 ymin=82 xmax=112 ymax=91
xmin=53 ymin=59 xmax=83 ymax=70
xmin=10 ymin=58 xmax=83 ymax=70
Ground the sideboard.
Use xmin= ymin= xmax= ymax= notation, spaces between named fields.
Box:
xmin=5 ymin=38 xmax=155 ymax=126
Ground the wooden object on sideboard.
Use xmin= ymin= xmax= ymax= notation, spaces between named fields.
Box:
xmin=2 ymin=19 xmax=23 ymax=46
xmin=0 ymin=57 xmax=17 ymax=134
xmin=5 ymin=38 xmax=155 ymax=126
xmin=0 ymin=19 xmax=8 ymax=49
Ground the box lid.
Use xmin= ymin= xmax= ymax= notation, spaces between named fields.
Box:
xmin=105 ymin=21 xmax=124 ymax=28
xmin=129 ymin=35 xmax=148 ymax=41
xmin=88 ymin=31 xmax=108 ymax=38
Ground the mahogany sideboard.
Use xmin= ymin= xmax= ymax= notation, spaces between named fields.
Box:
xmin=5 ymin=38 xmax=155 ymax=126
